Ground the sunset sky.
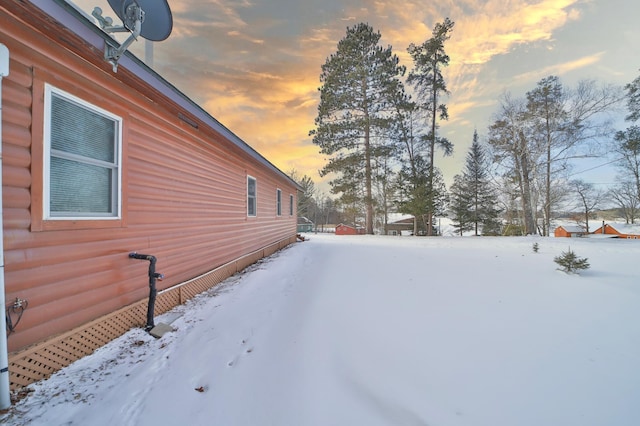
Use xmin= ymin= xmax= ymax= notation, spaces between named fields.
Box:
xmin=72 ymin=0 xmax=639 ymax=193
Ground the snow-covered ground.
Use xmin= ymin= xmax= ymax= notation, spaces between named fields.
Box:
xmin=3 ymin=234 xmax=640 ymax=426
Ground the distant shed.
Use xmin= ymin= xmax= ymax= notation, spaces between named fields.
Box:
xmin=554 ymin=225 xmax=587 ymax=238
xmin=385 ymin=217 xmax=415 ymax=235
xmin=335 ymin=223 xmax=365 ymax=235
xmin=297 ymin=216 xmax=314 ymax=233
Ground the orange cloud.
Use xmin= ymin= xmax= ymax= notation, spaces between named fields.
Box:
xmin=508 ymin=52 xmax=606 ymax=85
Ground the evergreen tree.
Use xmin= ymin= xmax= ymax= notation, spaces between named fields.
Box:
xmin=615 ymin=70 xmax=640 ymax=202
xmin=372 ymin=151 xmax=395 ymax=233
xmin=407 ymin=17 xmax=455 ymax=235
xmin=625 ymin=69 xmax=640 ymax=122
xmin=296 ymin=174 xmax=316 ymax=219
xmin=395 ymin=160 xmax=448 ymax=235
xmin=451 ymin=130 xmax=501 ymax=235
xmin=614 ymin=126 xmax=640 ymax=202
xmin=554 ymin=248 xmax=590 ymax=273
xmin=392 ymin=102 xmax=429 ymax=235
xmin=395 ymin=155 xmax=430 ymax=235
xmin=465 ymin=130 xmax=501 ymax=235
xmin=449 ymin=174 xmax=473 ymax=236
xmin=310 ymin=23 xmax=406 ymax=234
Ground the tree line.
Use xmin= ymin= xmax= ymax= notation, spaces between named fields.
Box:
xmin=298 ymin=20 xmax=639 ymax=236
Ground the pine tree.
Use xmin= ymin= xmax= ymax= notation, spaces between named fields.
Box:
xmin=407 ymin=18 xmax=455 ymax=235
xmin=395 ymin=160 xmax=448 ymax=235
xmin=625 ymin=69 xmax=640 ymax=123
xmin=395 ymin=155 xmax=429 ymax=235
xmin=449 ymin=174 xmax=472 ymax=235
xmin=310 ymin=23 xmax=406 ymax=234
xmin=296 ymin=175 xmax=316 ymax=219
xmin=554 ymin=248 xmax=590 ymax=273
xmin=450 ymin=130 xmax=501 ymax=235
xmin=616 ymin=70 xmax=640 ymax=202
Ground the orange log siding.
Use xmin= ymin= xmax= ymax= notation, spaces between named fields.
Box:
xmin=1 ymin=3 xmax=299 ymax=353
xmin=591 ymin=224 xmax=640 ymax=239
xmin=553 ymin=227 xmax=571 ymax=238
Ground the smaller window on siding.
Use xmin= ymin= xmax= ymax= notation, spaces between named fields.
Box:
xmin=276 ymin=189 xmax=282 ymax=216
xmin=247 ymin=176 xmax=257 ymax=216
xmin=289 ymin=194 xmax=294 ymax=216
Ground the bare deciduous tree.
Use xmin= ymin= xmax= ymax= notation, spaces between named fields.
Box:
xmin=571 ymin=179 xmax=604 ymax=233
xmin=611 ymin=181 xmax=640 ymax=224
xmin=488 ymin=94 xmax=537 ymax=234
xmin=526 ymin=76 xmax=622 ymax=236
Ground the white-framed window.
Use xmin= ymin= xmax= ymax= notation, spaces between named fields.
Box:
xmin=289 ymin=194 xmax=294 ymax=216
xmin=247 ymin=176 xmax=257 ymax=216
xmin=276 ymin=188 xmax=282 ymax=216
xmin=43 ymin=84 xmax=122 ymax=219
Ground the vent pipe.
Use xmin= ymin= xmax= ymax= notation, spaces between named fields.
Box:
xmin=128 ymin=253 xmax=164 ymax=331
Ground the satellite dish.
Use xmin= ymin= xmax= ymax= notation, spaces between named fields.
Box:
xmin=107 ymin=0 xmax=173 ymax=41
xmin=92 ymin=0 xmax=173 ymax=72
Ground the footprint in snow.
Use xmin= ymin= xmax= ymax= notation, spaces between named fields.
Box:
xmin=226 ymin=339 xmax=254 ymax=367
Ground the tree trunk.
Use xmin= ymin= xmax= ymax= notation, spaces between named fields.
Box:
xmin=364 ymin=128 xmax=373 ymax=234
xmin=584 ymin=208 xmax=590 ymax=233
xmin=427 ymin=59 xmax=437 ymax=236
xmin=512 ymin=131 xmax=536 ymax=235
xmin=363 ymin=76 xmax=374 ymax=235
xmin=544 ymin=137 xmax=551 ymax=237
xmin=519 ymin=132 xmax=536 ymax=235
xmin=474 ymin=181 xmax=479 ymax=236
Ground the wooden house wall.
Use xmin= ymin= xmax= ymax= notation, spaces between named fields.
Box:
xmin=1 ymin=5 xmax=297 ymax=353
xmin=335 ymin=225 xmax=356 ymax=235
xmin=592 ymin=224 xmax=619 ymax=236
xmin=554 ymin=227 xmax=570 ymax=238
xmin=592 ymin=225 xmax=640 ymax=239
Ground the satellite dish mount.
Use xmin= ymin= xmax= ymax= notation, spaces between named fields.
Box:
xmin=92 ymin=0 xmax=173 ymax=72
xmin=92 ymin=4 xmax=143 ymax=71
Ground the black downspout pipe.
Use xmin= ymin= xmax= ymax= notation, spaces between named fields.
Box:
xmin=129 ymin=253 xmax=164 ymax=331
